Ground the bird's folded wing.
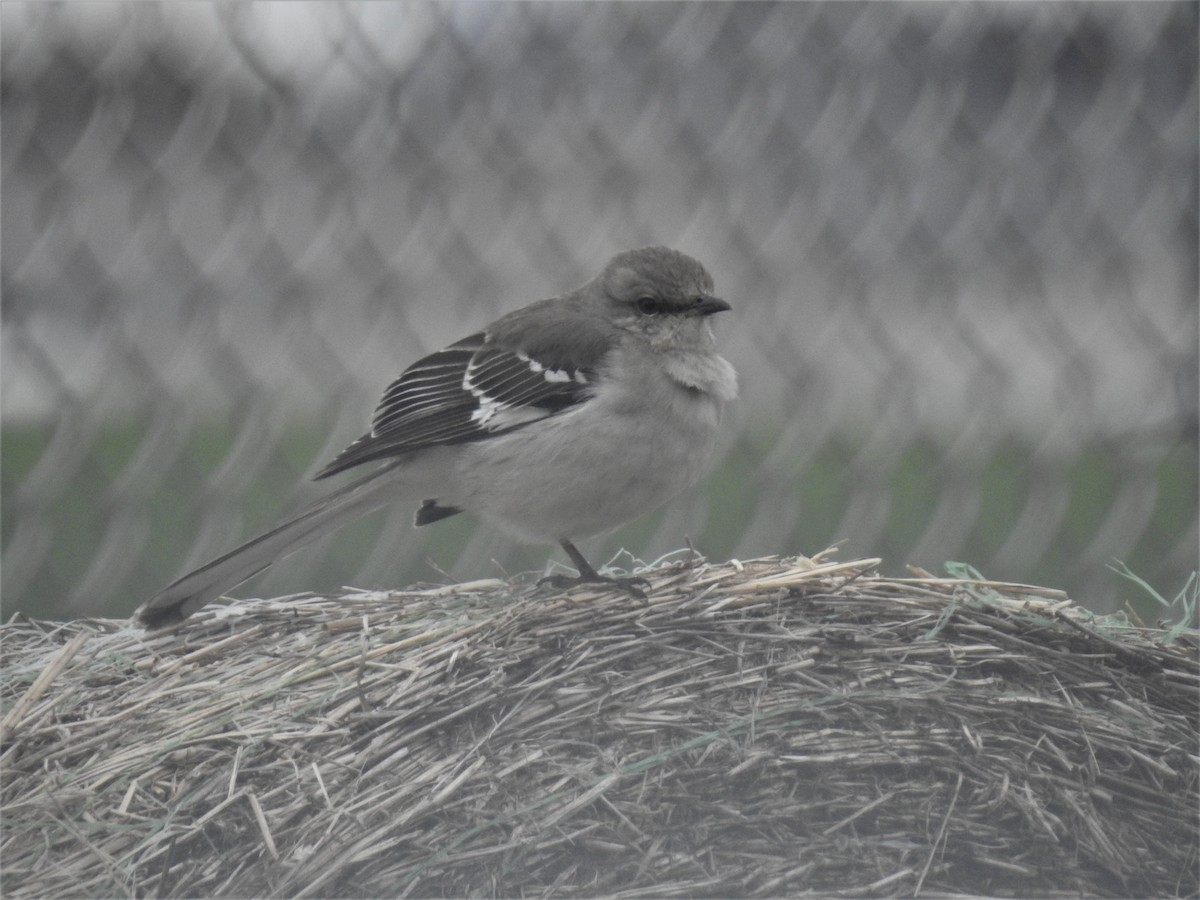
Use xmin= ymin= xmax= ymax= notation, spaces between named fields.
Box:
xmin=315 ymin=332 xmax=598 ymax=479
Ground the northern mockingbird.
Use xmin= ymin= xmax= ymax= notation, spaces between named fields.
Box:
xmin=136 ymin=246 xmax=737 ymax=628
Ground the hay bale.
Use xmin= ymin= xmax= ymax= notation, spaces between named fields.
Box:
xmin=2 ymin=554 xmax=1196 ymax=898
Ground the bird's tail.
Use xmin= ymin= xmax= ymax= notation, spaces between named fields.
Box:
xmin=136 ymin=462 xmax=407 ymax=629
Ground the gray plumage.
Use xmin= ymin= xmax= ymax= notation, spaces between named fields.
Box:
xmin=136 ymin=247 xmax=737 ymax=629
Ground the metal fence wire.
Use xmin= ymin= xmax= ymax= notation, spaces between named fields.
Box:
xmin=3 ymin=1 xmax=1197 ymax=621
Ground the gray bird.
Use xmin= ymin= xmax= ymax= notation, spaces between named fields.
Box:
xmin=136 ymin=246 xmax=737 ymax=628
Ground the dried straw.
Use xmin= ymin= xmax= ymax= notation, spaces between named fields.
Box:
xmin=2 ymin=553 xmax=1196 ymax=898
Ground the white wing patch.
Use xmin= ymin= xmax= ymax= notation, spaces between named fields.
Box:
xmin=516 ymin=351 xmax=589 ymax=385
xmin=465 ymin=350 xmax=590 ymax=431
xmin=468 ymin=393 xmax=550 ymax=430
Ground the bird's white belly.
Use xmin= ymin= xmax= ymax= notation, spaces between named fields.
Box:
xmin=451 ymin=383 xmax=724 ymax=544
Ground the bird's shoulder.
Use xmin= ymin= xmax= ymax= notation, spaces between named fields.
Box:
xmin=485 ymin=294 xmax=618 ymax=372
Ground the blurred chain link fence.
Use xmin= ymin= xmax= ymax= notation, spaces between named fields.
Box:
xmin=3 ymin=1 xmax=1196 ymax=621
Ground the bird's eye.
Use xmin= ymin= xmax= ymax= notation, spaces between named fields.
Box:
xmin=636 ymin=297 xmax=663 ymax=316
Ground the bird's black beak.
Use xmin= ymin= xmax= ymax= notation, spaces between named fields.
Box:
xmin=691 ymin=296 xmax=732 ymax=317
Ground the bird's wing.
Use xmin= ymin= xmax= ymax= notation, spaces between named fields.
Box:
xmin=314 ymin=332 xmax=599 ymax=479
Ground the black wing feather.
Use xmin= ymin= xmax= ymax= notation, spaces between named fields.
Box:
xmin=314 ymin=331 xmax=597 ymax=480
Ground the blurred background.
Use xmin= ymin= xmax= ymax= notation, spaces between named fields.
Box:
xmin=3 ymin=1 xmax=1196 ymax=623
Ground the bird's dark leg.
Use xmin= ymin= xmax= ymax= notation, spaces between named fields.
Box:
xmin=538 ymin=540 xmax=649 ymax=599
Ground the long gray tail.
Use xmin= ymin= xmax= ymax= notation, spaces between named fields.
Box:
xmin=136 ymin=463 xmax=405 ymax=629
